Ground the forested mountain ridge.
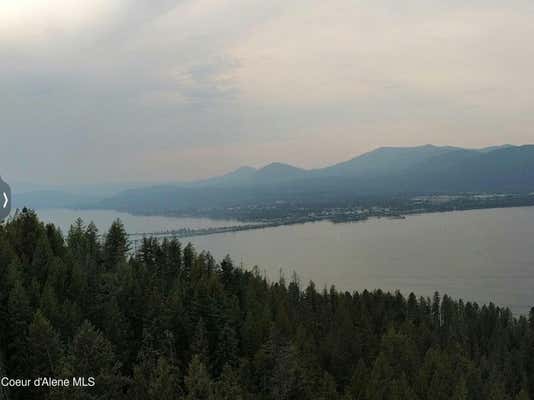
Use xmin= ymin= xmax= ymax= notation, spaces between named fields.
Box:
xmin=96 ymin=144 xmax=534 ymax=214
xmin=1 ymin=209 xmax=534 ymax=399
xmin=12 ymin=145 xmax=534 ymax=212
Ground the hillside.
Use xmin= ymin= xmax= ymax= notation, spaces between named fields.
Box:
xmin=0 ymin=210 xmax=533 ymax=399
xmin=93 ymin=144 xmax=534 ymax=215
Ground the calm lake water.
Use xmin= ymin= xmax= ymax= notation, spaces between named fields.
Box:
xmin=37 ymin=207 xmax=534 ymax=315
xmin=37 ymin=208 xmax=246 ymax=234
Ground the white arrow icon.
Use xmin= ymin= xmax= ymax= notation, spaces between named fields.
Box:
xmin=2 ymin=192 xmax=7 ymax=209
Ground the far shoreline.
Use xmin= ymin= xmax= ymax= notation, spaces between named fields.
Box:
xmin=51 ymin=195 xmax=534 ymax=238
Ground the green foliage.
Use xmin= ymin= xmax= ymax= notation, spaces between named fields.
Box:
xmin=185 ymin=355 xmax=212 ymax=400
xmin=103 ymin=219 xmax=129 ymax=269
xmin=27 ymin=310 xmax=63 ymax=377
xmin=0 ymin=211 xmax=532 ymax=399
xmin=147 ymin=356 xmax=183 ymax=400
xmin=213 ymin=364 xmax=243 ymax=400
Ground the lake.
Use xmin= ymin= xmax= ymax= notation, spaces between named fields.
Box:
xmin=36 ymin=208 xmax=246 ymax=234
xmin=37 ymin=207 xmax=534 ymax=315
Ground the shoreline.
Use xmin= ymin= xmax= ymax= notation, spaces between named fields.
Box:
xmin=126 ymin=201 xmax=534 ymax=240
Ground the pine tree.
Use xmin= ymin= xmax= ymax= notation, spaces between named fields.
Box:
xmin=451 ymin=377 xmax=468 ymax=400
xmin=191 ymin=318 xmax=210 ymax=366
xmin=103 ymin=219 xmax=130 ymax=269
xmin=7 ymin=281 xmax=32 ymax=375
xmin=67 ymin=218 xmax=87 ymax=259
xmin=64 ymin=320 xmax=126 ymax=399
xmin=185 ymin=355 xmax=213 ymax=400
xmin=183 ymin=243 xmax=195 ymax=281
xmin=26 ymin=311 xmax=64 ymax=399
xmin=85 ymin=221 xmax=101 ymax=262
xmin=488 ymin=379 xmax=510 ymax=400
xmin=213 ymin=364 xmax=243 ymax=400
xmin=147 ymin=356 xmax=183 ymax=400
xmin=271 ymin=342 xmax=305 ymax=400
xmin=432 ymin=292 xmax=441 ymax=328
xmin=219 ymin=255 xmax=235 ymax=290
xmin=315 ymin=371 xmax=338 ymax=400
xmin=214 ymin=323 xmax=238 ymax=376
xmin=30 ymin=234 xmax=52 ymax=289
xmin=347 ymin=359 xmax=368 ymax=400
xmin=366 ymin=353 xmax=392 ymax=400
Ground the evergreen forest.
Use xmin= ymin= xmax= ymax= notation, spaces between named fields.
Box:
xmin=1 ymin=209 xmax=533 ymax=399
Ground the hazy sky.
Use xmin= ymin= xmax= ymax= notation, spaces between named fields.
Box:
xmin=1 ymin=0 xmax=533 ymax=184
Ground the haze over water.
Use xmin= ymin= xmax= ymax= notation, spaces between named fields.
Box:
xmin=39 ymin=207 xmax=534 ymax=315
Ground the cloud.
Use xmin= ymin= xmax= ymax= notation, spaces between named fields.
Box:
xmin=1 ymin=0 xmax=533 ymax=184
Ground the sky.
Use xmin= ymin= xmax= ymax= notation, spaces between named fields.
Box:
xmin=1 ymin=0 xmax=534 ymax=184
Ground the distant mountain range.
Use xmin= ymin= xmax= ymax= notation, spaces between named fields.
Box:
xmin=95 ymin=144 xmax=534 ymax=214
xmin=12 ymin=144 xmax=534 ymax=213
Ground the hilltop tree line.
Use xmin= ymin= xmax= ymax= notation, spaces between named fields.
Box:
xmin=1 ymin=208 xmax=534 ymax=399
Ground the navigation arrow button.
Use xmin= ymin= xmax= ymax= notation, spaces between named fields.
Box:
xmin=0 ymin=179 xmax=11 ymax=220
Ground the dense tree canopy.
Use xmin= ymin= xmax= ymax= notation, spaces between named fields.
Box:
xmin=0 ymin=208 xmax=533 ymax=399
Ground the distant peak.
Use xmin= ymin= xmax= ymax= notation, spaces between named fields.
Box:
xmin=253 ymin=163 xmax=306 ymax=181
xmin=260 ymin=162 xmax=301 ymax=171
xmin=478 ymin=144 xmax=515 ymax=153
xmin=265 ymin=162 xmax=289 ymax=167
